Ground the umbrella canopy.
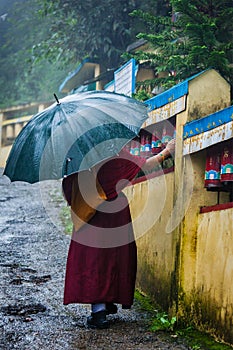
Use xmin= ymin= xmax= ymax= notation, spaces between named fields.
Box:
xmin=4 ymin=91 xmax=148 ymax=183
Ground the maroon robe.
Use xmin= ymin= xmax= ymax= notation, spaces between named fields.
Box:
xmin=62 ymin=149 xmax=146 ymax=307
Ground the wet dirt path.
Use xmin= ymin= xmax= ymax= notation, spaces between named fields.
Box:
xmin=0 ymin=169 xmax=191 ymax=350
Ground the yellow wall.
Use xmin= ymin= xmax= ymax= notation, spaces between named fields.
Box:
xmin=178 ymin=151 xmax=227 ymax=295
xmin=187 ymin=70 xmax=230 ymax=121
xmin=196 ymin=207 xmax=233 ymax=342
xmin=174 ymin=71 xmax=232 ymax=344
xmin=124 ymin=171 xmax=177 ymax=310
xmin=179 ymin=205 xmax=233 ymax=344
xmin=124 ymin=150 xmax=233 ymax=343
xmin=124 ymin=70 xmax=233 ymax=344
xmin=0 ymin=102 xmax=51 ymax=168
xmin=0 ymin=145 xmax=11 ymax=168
xmin=136 ymin=68 xmax=155 ymax=83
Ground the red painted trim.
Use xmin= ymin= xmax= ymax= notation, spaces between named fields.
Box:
xmin=132 ymin=166 xmax=174 ymax=185
xmin=200 ymin=202 xmax=233 ymax=213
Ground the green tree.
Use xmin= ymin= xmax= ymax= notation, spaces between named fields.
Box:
xmin=0 ymin=0 xmax=73 ymax=108
xmin=0 ymin=0 xmax=169 ymax=107
xmin=32 ymin=0 xmax=169 ymax=70
xmin=126 ymin=0 xmax=233 ymax=99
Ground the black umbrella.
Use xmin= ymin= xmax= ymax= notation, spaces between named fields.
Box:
xmin=4 ymin=91 xmax=148 ymax=183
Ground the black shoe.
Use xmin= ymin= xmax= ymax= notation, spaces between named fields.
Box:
xmin=106 ymin=303 xmax=118 ymax=315
xmin=87 ymin=310 xmax=109 ymax=329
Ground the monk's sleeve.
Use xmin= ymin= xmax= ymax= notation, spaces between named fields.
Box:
xmin=120 ymin=149 xmax=146 ymax=183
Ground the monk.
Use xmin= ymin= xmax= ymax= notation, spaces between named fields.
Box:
xmin=62 ymin=139 xmax=175 ymax=329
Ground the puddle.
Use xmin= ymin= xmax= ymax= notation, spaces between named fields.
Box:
xmin=10 ymin=275 xmax=51 ymax=285
xmin=0 ymin=229 xmax=13 ymax=243
xmin=1 ymin=303 xmax=47 ymax=316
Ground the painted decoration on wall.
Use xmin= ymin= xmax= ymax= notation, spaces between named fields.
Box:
xmin=183 ymin=106 xmax=233 ymax=155
xmin=143 ymin=95 xmax=186 ymax=126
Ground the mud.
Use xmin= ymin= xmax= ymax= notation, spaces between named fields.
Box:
xmin=0 ymin=169 xmax=191 ymax=349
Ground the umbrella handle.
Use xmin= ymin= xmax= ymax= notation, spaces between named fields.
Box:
xmin=54 ymin=93 xmax=61 ymax=105
xmin=64 ymin=158 xmax=72 ymax=176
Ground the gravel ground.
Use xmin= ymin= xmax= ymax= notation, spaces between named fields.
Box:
xmin=0 ymin=169 xmax=192 ymax=350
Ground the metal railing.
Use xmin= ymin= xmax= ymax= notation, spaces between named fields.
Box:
xmin=0 ymin=101 xmax=52 ymax=148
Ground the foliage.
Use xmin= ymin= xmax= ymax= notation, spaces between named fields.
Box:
xmin=0 ymin=0 xmax=73 ymax=108
xmin=176 ymin=327 xmax=233 ymax=350
xmin=134 ymin=289 xmax=156 ymax=312
xmin=2 ymin=0 xmax=232 ymax=108
xmin=0 ymin=0 xmax=168 ymax=107
xmin=31 ymin=0 xmax=162 ymax=70
xmin=60 ymin=206 xmax=73 ymax=235
xmin=133 ymin=88 xmax=153 ymax=102
xmin=134 ymin=290 xmax=233 ymax=349
xmin=125 ymin=0 xmax=233 ymax=95
xmin=134 ymin=289 xmax=177 ymax=331
xmin=150 ymin=312 xmax=177 ymax=332
xmin=49 ymin=186 xmax=73 ymax=235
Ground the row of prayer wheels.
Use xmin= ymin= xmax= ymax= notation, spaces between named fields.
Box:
xmin=205 ymin=139 xmax=233 ymax=188
xmin=128 ymin=125 xmax=176 ymax=158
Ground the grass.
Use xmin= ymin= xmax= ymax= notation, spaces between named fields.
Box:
xmin=60 ymin=205 xmax=73 ymax=235
xmin=48 ymin=186 xmax=73 ymax=235
xmin=134 ymin=290 xmax=233 ymax=350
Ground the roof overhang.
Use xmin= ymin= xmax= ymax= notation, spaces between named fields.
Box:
xmin=59 ymin=58 xmax=99 ymax=93
xmin=126 ymin=39 xmax=148 ymax=52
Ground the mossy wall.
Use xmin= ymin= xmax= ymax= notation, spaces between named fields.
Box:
xmin=124 ymin=172 xmax=176 ymax=310
xmin=177 ymin=205 xmax=233 ymax=344
xmin=187 ymin=69 xmax=230 ymax=121
xmin=124 ymin=69 xmax=232 ymax=344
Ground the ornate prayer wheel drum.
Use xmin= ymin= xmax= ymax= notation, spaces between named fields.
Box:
xmin=151 ymin=129 xmax=162 ymax=155
xmin=221 ymin=140 xmax=233 ymax=183
xmin=130 ymin=137 xmax=140 ymax=156
xmin=140 ymin=131 xmax=151 ymax=158
xmin=161 ymin=123 xmax=174 ymax=146
xmin=204 ymin=144 xmax=222 ymax=188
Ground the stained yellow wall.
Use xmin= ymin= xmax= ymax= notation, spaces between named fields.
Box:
xmin=178 ymin=151 xmax=226 ymax=294
xmin=195 ymin=207 xmax=233 ymax=342
xmin=187 ymin=69 xmax=230 ymax=121
xmin=124 ymin=171 xmax=176 ymax=310
xmin=0 ymin=145 xmax=11 ymax=168
xmin=177 ymin=153 xmax=232 ymax=343
xmin=174 ymin=71 xmax=233 ymax=344
xmin=136 ymin=68 xmax=155 ymax=83
xmin=177 ymin=203 xmax=233 ymax=345
xmin=172 ymin=69 xmax=231 ymax=317
xmin=124 ymin=69 xmax=233 ymax=344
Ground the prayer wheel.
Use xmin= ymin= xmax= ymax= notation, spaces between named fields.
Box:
xmin=161 ymin=123 xmax=174 ymax=146
xmin=220 ymin=140 xmax=233 ymax=183
xmin=140 ymin=132 xmax=151 ymax=158
xmin=151 ymin=129 xmax=162 ymax=155
xmin=130 ymin=137 xmax=140 ymax=156
xmin=204 ymin=144 xmax=222 ymax=188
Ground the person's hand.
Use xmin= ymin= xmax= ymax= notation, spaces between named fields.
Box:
xmin=165 ymin=138 xmax=176 ymax=155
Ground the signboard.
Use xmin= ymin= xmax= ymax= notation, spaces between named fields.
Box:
xmin=143 ymin=95 xmax=186 ymax=127
xmin=114 ymin=59 xmax=136 ymax=97
xmin=104 ymin=80 xmax=114 ymax=92
xmin=183 ymin=121 xmax=233 ymax=155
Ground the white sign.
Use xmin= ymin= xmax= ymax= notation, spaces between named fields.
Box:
xmin=114 ymin=59 xmax=136 ymax=97
xmin=143 ymin=95 xmax=186 ymax=127
xmin=183 ymin=121 xmax=233 ymax=155
xmin=104 ymin=81 xmax=114 ymax=92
